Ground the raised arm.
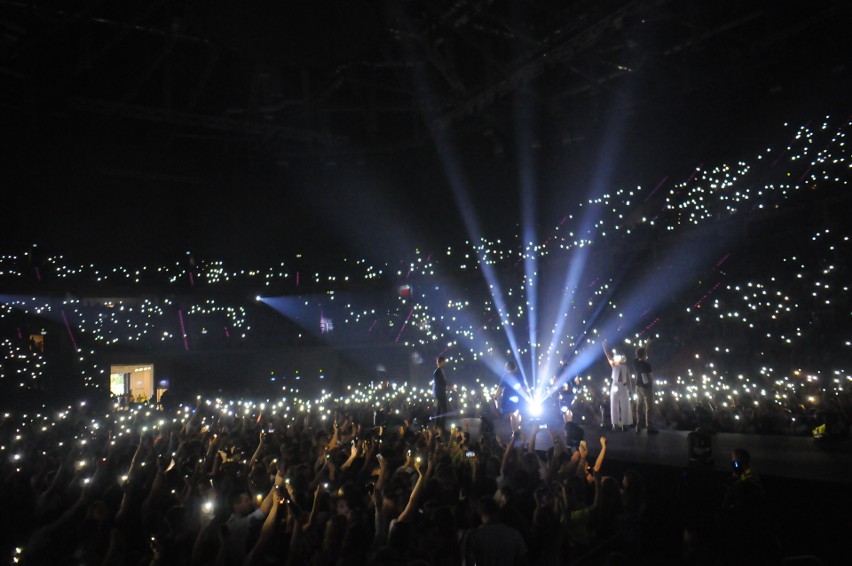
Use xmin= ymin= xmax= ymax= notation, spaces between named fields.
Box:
xmin=141 ymin=454 xmax=170 ymax=517
xmin=284 ymin=513 xmax=305 ymax=566
xmin=345 ymin=439 xmax=363 ymax=467
xmin=592 ymin=436 xmax=607 ymax=474
xmin=258 ymin=471 xmax=284 ymax=516
xmin=397 ymin=457 xmax=429 ymax=523
xmin=545 ymin=430 xmax=567 ymax=483
xmin=528 ymin=424 xmax=541 ymax=454
xmin=245 ymin=495 xmax=280 ymax=563
xmin=586 ymin=438 xmax=608 ymax=508
xmin=501 ymin=429 xmax=518 ymax=475
xmin=249 ymin=430 xmax=266 ymax=468
xmin=602 ymin=339 xmax=613 ymax=364
xmin=362 ymin=437 xmax=378 ymax=468
xmin=326 ymin=416 xmax=344 ymax=451
xmin=307 ymin=457 xmax=330 ymax=492
xmin=371 ymin=453 xmax=392 ymax=547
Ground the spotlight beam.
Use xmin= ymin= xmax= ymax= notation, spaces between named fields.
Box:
xmin=516 ymin=104 xmax=539 ymax=395
xmin=427 ymin=129 xmax=529 ymax=387
xmin=521 ymin=155 xmax=538 ymax=400
xmin=559 ymin=230 xmax=735 ymax=382
xmin=410 ymin=280 xmax=507 ymax=376
xmin=402 ymin=20 xmax=528 ymax=386
xmin=535 ymin=61 xmax=637 ymax=391
xmin=540 ymin=244 xmax=591 ymax=385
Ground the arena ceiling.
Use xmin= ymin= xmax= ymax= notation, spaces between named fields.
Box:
xmin=0 ymin=0 xmax=848 ymax=262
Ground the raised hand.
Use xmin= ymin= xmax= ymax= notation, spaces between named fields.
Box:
xmin=426 ymin=455 xmax=436 ymax=477
xmin=551 ymin=432 xmax=566 ymax=457
xmin=156 ymin=453 xmax=169 ymax=473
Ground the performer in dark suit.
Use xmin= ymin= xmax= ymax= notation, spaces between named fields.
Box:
xmin=432 ymin=356 xmax=450 ymax=433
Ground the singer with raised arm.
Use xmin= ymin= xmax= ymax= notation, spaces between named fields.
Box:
xmin=603 ymin=339 xmax=633 ymax=432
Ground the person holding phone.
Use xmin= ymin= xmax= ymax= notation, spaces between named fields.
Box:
xmin=224 ymin=479 xmax=279 ymax=566
xmin=720 ymin=448 xmax=768 ymax=561
xmin=727 ymin=448 xmax=761 ymax=489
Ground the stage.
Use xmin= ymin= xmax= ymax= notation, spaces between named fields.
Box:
xmin=572 ymin=426 xmax=852 ymax=484
xmin=467 ymin=415 xmax=852 ymax=484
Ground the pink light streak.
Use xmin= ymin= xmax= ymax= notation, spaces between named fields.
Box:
xmin=684 ymin=163 xmax=703 ymax=185
xmin=644 ymin=176 xmax=668 ymax=202
xmin=693 ymin=282 xmax=722 ymax=309
xmin=394 ymin=308 xmax=414 ymax=342
xmin=60 ymin=310 xmax=79 ymax=352
xmin=178 ymin=310 xmax=189 ymax=351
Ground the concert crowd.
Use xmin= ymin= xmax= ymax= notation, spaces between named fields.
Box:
xmin=1 ymin=389 xmax=815 ymax=566
xmin=2 ymin=116 xmax=849 ymax=564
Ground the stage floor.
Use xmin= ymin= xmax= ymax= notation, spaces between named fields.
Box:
xmin=477 ymin=416 xmax=852 ymax=484
xmin=580 ymin=426 xmax=852 ymax=484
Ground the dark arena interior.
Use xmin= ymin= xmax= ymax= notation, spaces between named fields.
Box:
xmin=1 ymin=1 xmax=851 ymax=564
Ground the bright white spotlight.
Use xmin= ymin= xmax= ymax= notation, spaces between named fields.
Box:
xmin=528 ymin=399 xmax=543 ymax=417
xmin=255 ymin=295 xmax=262 ymax=302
